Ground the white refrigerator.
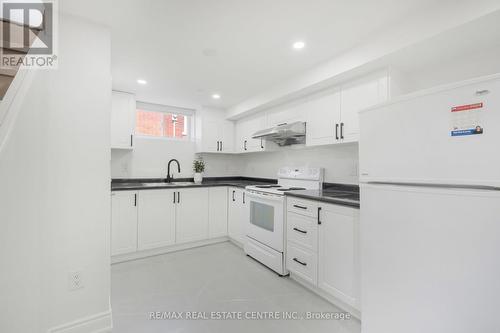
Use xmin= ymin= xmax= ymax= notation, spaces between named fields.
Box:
xmin=359 ymin=74 xmax=500 ymax=333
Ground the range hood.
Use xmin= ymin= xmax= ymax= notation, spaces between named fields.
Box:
xmin=252 ymin=121 xmax=306 ymax=146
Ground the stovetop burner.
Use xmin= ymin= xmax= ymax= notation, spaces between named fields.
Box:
xmin=276 ymin=187 xmax=306 ymax=191
xmin=255 ymin=185 xmax=282 ymax=188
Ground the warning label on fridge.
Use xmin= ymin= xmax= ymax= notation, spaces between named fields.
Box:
xmin=450 ymin=102 xmax=484 ymax=137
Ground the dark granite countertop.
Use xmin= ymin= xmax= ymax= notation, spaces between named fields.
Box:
xmin=285 ymin=183 xmax=360 ymax=208
xmin=111 ymin=177 xmax=277 ymax=191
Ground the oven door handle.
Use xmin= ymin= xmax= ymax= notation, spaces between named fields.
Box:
xmin=245 ymin=190 xmax=284 ymax=201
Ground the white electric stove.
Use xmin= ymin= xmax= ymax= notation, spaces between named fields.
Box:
xmin=244 ymin=167 xmax=323 ymax=275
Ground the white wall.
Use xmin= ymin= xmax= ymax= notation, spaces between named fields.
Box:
xmin=111 ymin=139 xmax=359 ymax=184
xmin=239 ymin=144 xmax=359 ymax=184
xmin=227 ymin=2 xmax=500 ymax=119
xmin=0 ymin=14 xmax=112 ymax=333
xmin=111 ymin=138 xmax=243 ymax=179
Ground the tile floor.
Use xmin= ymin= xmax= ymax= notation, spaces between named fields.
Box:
xmin=111 ymin=241 xmax=361 ymax=333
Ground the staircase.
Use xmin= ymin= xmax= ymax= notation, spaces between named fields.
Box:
xmin=0 ymin=18 xmax=42 ymax=100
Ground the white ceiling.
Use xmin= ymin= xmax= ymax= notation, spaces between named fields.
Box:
xmin=110 ymin=0 xmax=442 ymax=109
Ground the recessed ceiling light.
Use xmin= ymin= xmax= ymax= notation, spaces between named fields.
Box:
xmin=137 ymin=79 xmax=147 ymax=85
xmin=292 ymin=41 xmax=306 ymax=50
xmin=212 ymin=94 xmax=221 ymax=100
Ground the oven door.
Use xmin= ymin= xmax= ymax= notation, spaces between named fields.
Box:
xmin=245 ymin=190 xmax=284 ymax=252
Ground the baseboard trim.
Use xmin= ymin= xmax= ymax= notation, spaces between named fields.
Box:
xmin=111 ymin=237 xmax=229 ymax=264
xmin=47 ymin=309 xmax=112 ymax=333
xmin=290 ymin=273 xmax=362 ymax=320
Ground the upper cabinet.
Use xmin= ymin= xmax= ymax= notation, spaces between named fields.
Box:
xmin=111 ymin=91 xmax=136 ymax=149
xmin=196 ymin=108 xmax=234 ymax=153
xmin=306 ymin=71 xmax=388 ymax=147
xmin=235 ymin=112 xmax=268 ymax=153
xmin=195 ymin=70 xmax=389 ymax=153
xmin=305 ymin=89 xmax=342 ymax=147
xmin=340 ymin=72 xmax=388 ymax=143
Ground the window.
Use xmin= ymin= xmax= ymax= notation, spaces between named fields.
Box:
xmin=135 ymin=102 xmax=193 ymax=140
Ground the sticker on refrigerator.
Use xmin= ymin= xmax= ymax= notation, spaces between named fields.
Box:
xmin=450 ymin=102 xmax=484 ymax=137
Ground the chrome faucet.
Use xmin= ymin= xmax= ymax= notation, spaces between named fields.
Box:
xmin=166 ymin=159 xmax=181 ymax=183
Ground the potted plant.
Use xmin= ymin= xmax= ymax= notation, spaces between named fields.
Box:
xmin=193 ymin=159 xmax=205 ymax=184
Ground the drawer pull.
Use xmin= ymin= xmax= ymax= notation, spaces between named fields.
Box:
xmin=293 ymin=258 xmax=307 ymax=266
xmin=293 ymin=227 xmax=307 ymax=234
xmin=293 ymin=204 xmax=307 ymax=210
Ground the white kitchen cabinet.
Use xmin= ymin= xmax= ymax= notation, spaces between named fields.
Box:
xmin=196 ymin=108 xmax=234 ymax=153
xmin=228 ymin=187 xmax=247 ymax=244
xmin=175 ymin=188 xmax=209 ymax=243
xmin=305 ymin=71 xmax=388 ymax=147
xmin=340 ymin=73 xmax=388 ymax=143
xmin=286 ymin=198 xmax=360 ymax=311
xmin=111 ymin=91 xmax=136 ymax=149
xmin=306 ymin=89 xmax=341 ymax=146
xmin=266 ymin=102 xmax=305 ymax=128
xmin=137 ymin=190 xmax=176 ymax=250
xmin=318 ymin=203 xmax=360 ymax=309
xmin=235 ymin=113 xmax=267 ymax=153
xmin=111 ymin=191 xmax=138 ymax=256
xmin=208 ymin=187 xmax=228 ymax=238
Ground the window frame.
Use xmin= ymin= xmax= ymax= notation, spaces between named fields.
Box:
xmin=135 ymin=101 xmax=194 ymax=142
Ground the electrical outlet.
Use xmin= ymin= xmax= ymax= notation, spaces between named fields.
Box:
xmin=68 ymin=270 xmax=84 ymax=291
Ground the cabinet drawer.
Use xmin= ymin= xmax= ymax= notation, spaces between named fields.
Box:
xmin=287 ymin=212 xmax=318 ymax=252
xmin=287 ymin=198 xmax=319 ymax=218
xmin=286 ymin=243 xmax=318 ymax=285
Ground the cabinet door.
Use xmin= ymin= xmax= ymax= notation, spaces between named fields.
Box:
xmin=137 ymin=190 xmax=176 ymax=250
xmin=176 ymin=188 xmax=209 ymax=243
xmin=234 ymin=121 xmax=247 ymax=153
xmin=228 ymin=188 xmax=246 ymax=244
xmin=111 ymin=191 xmax=138 ymax=256
xmin=235 ymin=113 xmax=267 ymax=153
xmin=267 ymin=102 xmax=304 ymax=128
xmin=318 ymin=203 xmax=360 ymax=309
xmin=340 ymin=74 xmax=388 ymax=143
xmin=202 ymin=120 xmax=220 ymax=152
xmin=208 ymin=187 xmax=228 ymax=238
xmin=220 ymin=121 xmax=234 ymax=152
xmin=237 ymin=190 xmax=248 ymax=244
xmin=245 ymin=114 xmax=267 ymax=152
xmin=306 ymin=90 xmax=341 ymax=146
xmin=111 ymin=91 xmax=135 ymax=149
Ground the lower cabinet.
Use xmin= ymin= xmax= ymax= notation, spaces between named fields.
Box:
xmin=227 ymin=187 xmax=247 ymax=245
xmin=318 ymin=204 xmax=360 ymax=310
xmin=208 ymin=187 xmax=228 ymax=238
xmin=175 ymin=188 xmax=209 ymax=244
xmin=137 ymin=190 xmax=176 ymax=250
xmin=286 ymin=198 xmax=360 ymax=311
xmin=111 ymin=187 xmax=228 ymax=258
xmin=111 ymin=191 xmax=138 ymax=256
